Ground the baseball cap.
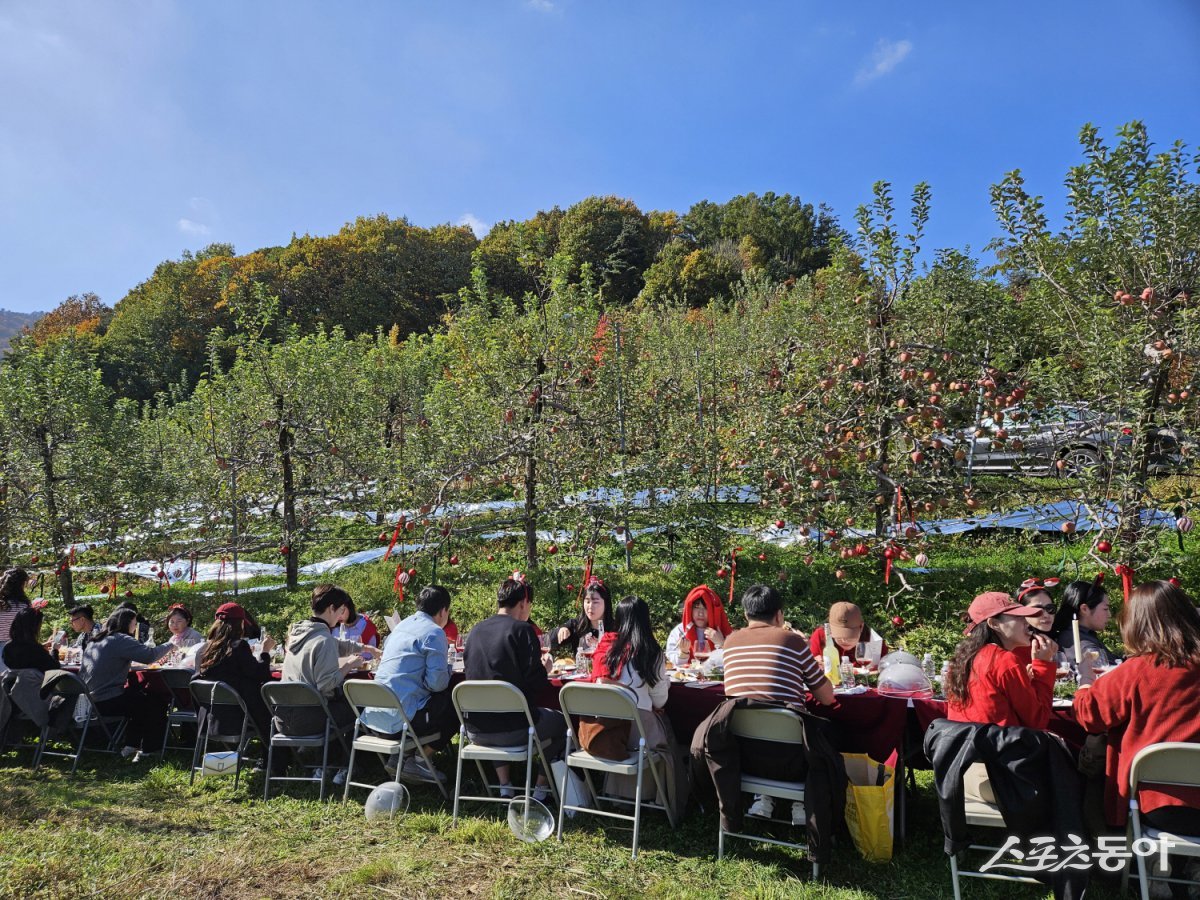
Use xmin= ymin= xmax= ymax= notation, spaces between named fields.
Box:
xmin=214 ymin=602 xmax=248 ymax=623
xmin=963 ymin=591 xmax=1044 ymax=634
xmin=829 ymin=601 xmax=865 ymax=642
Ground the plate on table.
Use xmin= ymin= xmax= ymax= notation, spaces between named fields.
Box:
xmin=1053 ymin=698 xmax=1074 ymax=708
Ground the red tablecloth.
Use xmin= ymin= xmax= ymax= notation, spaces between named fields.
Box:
xmin=909 ymin=696 xmax=1088 ymax=754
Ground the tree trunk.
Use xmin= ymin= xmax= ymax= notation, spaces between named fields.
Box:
xmin=277 ymin=397 xmax=299 ymax=591
xmin=37 ymin=428 xmax=72 ymax=606
xmin=1121 ymin=361 xmax=1172 ymax=548
xmin=524 ymin=355 xmax=546 ymax=571
xmin=872 ymin=300 xmax=894 ymax=539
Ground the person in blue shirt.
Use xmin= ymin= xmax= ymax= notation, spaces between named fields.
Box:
xmin=361 ymin=584 xmax=456 ymax=782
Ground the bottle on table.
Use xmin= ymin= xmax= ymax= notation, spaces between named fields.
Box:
xmin=839 ymin=659 xmax=855 ymax=687
xmin=921 ymin=653 xmax=936 ymax=680
xmin=575 ymin=644 xmax=590 ymax=677
xmin=823 ymin=625 xmax=842 ymax=687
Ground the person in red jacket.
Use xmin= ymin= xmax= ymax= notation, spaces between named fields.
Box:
xmin=1073 ymin=580 xmax=1200 ymax=832
xmin=945 ymin=591 xmax=1058 ymax=729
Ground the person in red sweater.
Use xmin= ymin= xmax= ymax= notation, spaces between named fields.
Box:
xmin=945 ymin=591 xmax=1058 ymax=729
xmin=1073 ymin=580 xmax=1200 ymax=832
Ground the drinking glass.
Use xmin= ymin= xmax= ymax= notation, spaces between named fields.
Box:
xmin=538 ymin=634 xmax=550 ymax=653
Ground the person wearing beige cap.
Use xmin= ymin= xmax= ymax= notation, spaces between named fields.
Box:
xmin=944 ymin=591 xmax=1058 ymax=730
xmin=808 ymin=602 xmax=888 ymax=666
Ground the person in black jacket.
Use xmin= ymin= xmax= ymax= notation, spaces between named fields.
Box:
xmin=463 ymin=576 xmax=565 ymax=798
xmin=193 ymin=602 xmax=276 ymax=742
xmin=1 ymin=607 xmax=60 ymax=673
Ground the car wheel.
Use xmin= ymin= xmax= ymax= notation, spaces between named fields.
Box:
xmin=1059 ymin=446 xmax=1101 ymax=476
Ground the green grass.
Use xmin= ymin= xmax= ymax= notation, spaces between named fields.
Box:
xmin=0 ymin=747 xmax=1136 ymax=899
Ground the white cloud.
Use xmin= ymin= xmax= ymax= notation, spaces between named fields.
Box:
xmin=177 ymin=218 xmax=211 ymax=236
xmin=457 ymin=213 xmax=488 ymax=237
xmin=524 ymin=0 xmax=556 ymax=12
xmin=854 ymin=38 xmax=912 ymax=86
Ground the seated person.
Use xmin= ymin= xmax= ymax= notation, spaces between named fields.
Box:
xmin=193 ymin=602 xmax=276 ymax=743
xmin=0 ymin=607 xmax=60 ymax=733
xmin=335 ymin=596 xmax=379 ymax=658
xmin=463 ymin=576 xmax=565 ymax=800
xmin=80 ymin=608 xmax=174 ymax=761
xmin=551 ymin=577 xmax=614 ymax=656
xmin=116 ymin=599 xmax=151 ymax=643
xmin=1074 ymin=580 xmax=1200 ymax=833
xmin=2 ymin=607 xmax=60 ymax=673
xmin=164 ymin=604 xmax=204 ymax=663
xmin=808 ymin=602 xmax=888 ymax=666
xmin=279 ymin=584 xmax=379 ymax=753
xmin=665 ymin=586 xmax=732 ymax=665
xmin=722 ymin=584 xmax=835 ymax=822
xmin=1051 ymin=580 xmax=1121 ymax=667
xmin=67 ymin=604 xmax=101 ymax=648
xmin=589 ymin=594 xmax=687 ymax=817
xmin=946 ymin=592 xmax=1057 ymax=728
xmin=361 ymin=585 xmax=457 ymax=782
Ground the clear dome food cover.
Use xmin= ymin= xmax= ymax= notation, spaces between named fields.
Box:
xmin=364 ymin=781 xmax=411 ymax=822
xmin=878 ymin=651 xmax=920 ymax=672
xmin=876 ymin=662 xmax=934 ymax=699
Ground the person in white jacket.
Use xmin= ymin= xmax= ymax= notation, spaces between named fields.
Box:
xmin=279 ymin=584 xmax=378 ymax=741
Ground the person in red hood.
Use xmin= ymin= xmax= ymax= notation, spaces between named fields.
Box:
xmin=665 ymin=586 xmax=732 ymax=665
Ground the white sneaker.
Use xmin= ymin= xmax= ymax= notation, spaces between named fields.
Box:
xmin=400 ymin=756 xmax=446 ymax=783
xmin=746 ymin=795 xmax=774 ymax=819
xmin=332 ymin=768 xmax=348 ymax=786
xmin=498 ymin=784 xmax=515 ymax=799
xmin=791 ymin=801 xmax=805 ymax=826
xmin=311 ymin=767 xmax=326 ymax=782
xmin=120 ymin=746 xmax=140 ymax=759
xmin=532 ymin=787 xmax=551 ymax=805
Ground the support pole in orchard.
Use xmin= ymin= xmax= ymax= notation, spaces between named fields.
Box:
xmin=614 ymin=322 xmax=632 ymax=571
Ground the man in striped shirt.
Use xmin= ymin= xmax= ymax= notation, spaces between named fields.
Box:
xmin=723 ymin=584 xmax=834 ymax=707
xmin=722 ymin=583 xmax=835 ymax=822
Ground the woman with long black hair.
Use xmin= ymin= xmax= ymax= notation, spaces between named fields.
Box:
xmin=80 ymin=607 xmax=174 ymax=761
xmin=194 ymin=602 xmax=277 ymax=742
xmin=1050 ymin=579 xmax=1120 ymax=666
xmin=0 ymin=567 xmax=32 ymax=672
xmin=588 ymin=595 xmax=687 ymax=817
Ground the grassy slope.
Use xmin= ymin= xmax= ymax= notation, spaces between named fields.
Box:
xmin=0 ymin=753 xmax=1130 ymax=900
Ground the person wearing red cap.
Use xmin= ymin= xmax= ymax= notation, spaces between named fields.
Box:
xmin=194 ymin=603 xmax=277 ymax=745
xmin=665 ymin=586 xmax=732 ymax=666
xmin=944 ymin=591 xmax=1058 ymax=730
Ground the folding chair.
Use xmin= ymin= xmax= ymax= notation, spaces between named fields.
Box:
xmin=189 ymin=680 xmax=259 ymax=791
xmin=158 ymin=668 xmax=199 ymax=760
xmin=556 ymin=682 xmax=676 ymax=859
xmin=451 ymin=680 xmax=560 ymax=826
xmin=0 ymin=670 xmax=46 ymax=763
xmin=35 ymin=671 xmax=126 ymax=775
xmin=342 ymin=680 xmax=448 ymax=801
xmin=717 ymin=707 xmax=821 ymax=879
xmin=1126 ymin=742 xmax=1200 ymax=900
xmin=260 ymin=681 xmax=348 ymax=802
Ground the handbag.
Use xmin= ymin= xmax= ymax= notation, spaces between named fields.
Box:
xmin=577 ymin=715 xmax=631 ymax=761
xmin=842 ymin=751 xmax=896 ymax=862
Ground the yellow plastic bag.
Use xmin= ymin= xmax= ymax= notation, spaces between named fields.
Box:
xmin=842 ymin=752 xmax=895 ymax=862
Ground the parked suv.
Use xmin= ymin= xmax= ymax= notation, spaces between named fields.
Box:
xmin=933 ymin=402 xmax=1192 ymax=476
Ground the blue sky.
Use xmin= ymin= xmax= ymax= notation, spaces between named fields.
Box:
xmin=1 ymin=0 xmax=1198 ymax=314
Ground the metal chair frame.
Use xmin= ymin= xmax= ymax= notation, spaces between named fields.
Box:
xmin=450 ymin=680 xmax=560 ymax=826
xmin=555 ymin=682 xmax=676 ymax=859
xmin=260 ymin=681 xmax=349 ymax=802
xmin=341 ymin=679 xmax=447 ymax=801
xmin=716 ymin=707 xmax=820 ymax=879
xmin=189 ymin=679 xmax=259 ymax=790
xmin=34 ymin=671 xmax=127 ymax=775
xmin=1124 ymin=742 xmax=1200 ymax=900
xmin=157 ymin=667 xmax=199 ymax=760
